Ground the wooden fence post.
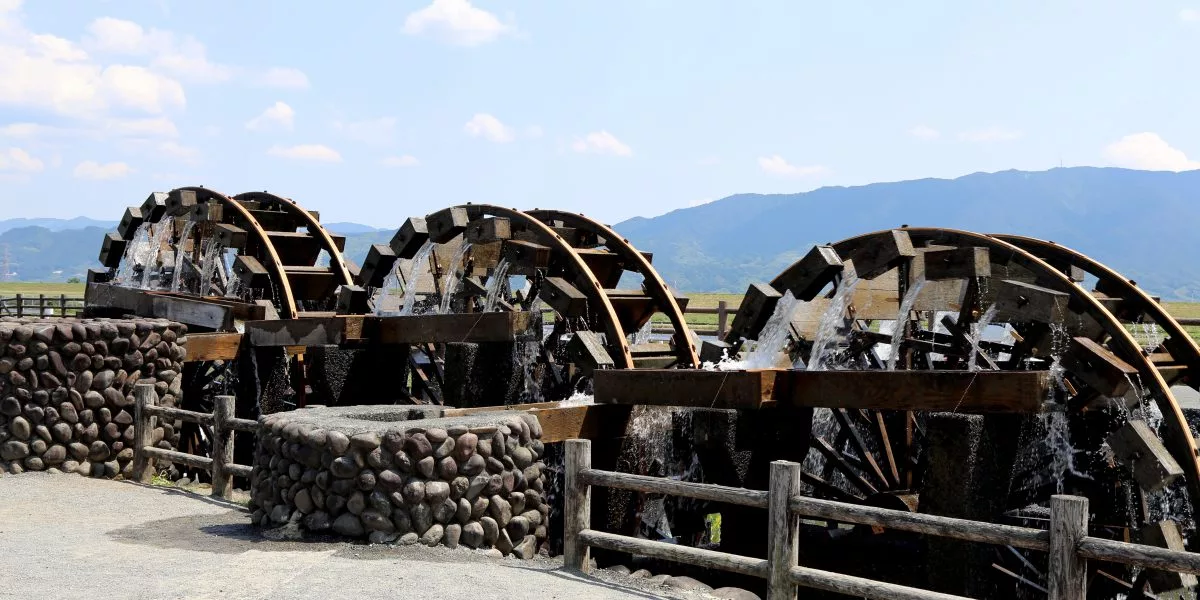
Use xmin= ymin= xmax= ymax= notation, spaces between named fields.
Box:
xmin=1049 ymin=495 xmax=1089 ymax=600
xmin=14 ymin=293 xmax=21 ymax=317
xmin=768 ymin=460 xmax=802 ymax=600
xmin=38 ymin=293 xmax=45 ymax=316
xmin=59 ymin=294 xmax=66 ymax=316
xmin=565 ymin=438 xmax=592 ymax=573
xmin=210 ymin=395 xmax=236 ymax=499
xmin=717 ymin=300 xmax=729 ymax=338
xmin=131 ymin=383 xmax=158 ymax=483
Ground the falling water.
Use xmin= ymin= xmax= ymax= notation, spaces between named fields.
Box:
xmin=966 ymin=304 xmax=999 ymax=371
xmin=438 ymin=242 xmax=472 ymax=314
xmin=628 ymin=319 xmax=654 ymax=346
xmin=743 ymin=291 xmax=800 ymax=369
xmin=225 ymin=277 xmax=245 ymax=300
xmin=374 ymin=267 xmax=403 ymax=316
xmin=169 ymin=221 xmax=196 ymax=292
xmin=807 ymin=272 xmax=862 ymax=371
xmin=139 ymin=221 xmax=173 ymax=289
xmin=1140 ymin=319 xmax=1163 ymax=352
xmin=197 ymin=239 xmax=223 ymax=295
xmin=398 ymin=241 xmax=436 ymax=316
xmin=113 ymin=222 xmax=151 ymax=285
xmin=483 ymin=258 xmax=511 ymax=312
xmin=886 ymin=278 xmax=927 ymax=371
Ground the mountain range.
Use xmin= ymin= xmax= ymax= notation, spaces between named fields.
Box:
xmin=3 ymin=167 xmax=1198 ymax=299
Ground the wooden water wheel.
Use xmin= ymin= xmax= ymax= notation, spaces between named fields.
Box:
xmin=720 ymin=227 xmax=1200 ymax=598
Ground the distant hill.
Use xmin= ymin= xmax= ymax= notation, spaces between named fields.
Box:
xmin=614 ymin=167 xmax=1200 ymax=299
xmin=4 ymin=168 xmax=1200 ymax=298
xmin=0 ymin=217 xmax=115 ymax=235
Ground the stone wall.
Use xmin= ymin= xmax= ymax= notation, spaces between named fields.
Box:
xmin=250 ymin=405 xmax=550 ymax=557
xmin=0 ymin=316 xmax=187 ymax=477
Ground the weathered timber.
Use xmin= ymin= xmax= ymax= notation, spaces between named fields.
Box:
xmin=424 ymin=206 xmax=468 ymax=244
xmin=541 ymin=276 xmax=588 ymax=317
xmin=99 ymin=232 xmax=128 ymax=268
xmin=593 ymin=369 xmax=1052 ymax=413
xmin=993 ymin=279 xmax=1069 ymax=323
xmin=1077 ymin=536 xmax=1200 ymax=576
xmin=574 ymin=248 xmax=625 ymax=288
xmin=254 ymin=299 xmax=280 ymax=320
xmin=140 ymin=192 xmax=168 ymax=222
xmin=357 ymin=244 xmax=399 ymax=288
xmin=1061 ymin=336 xmax=1137 ymax=399
xmin=924 ymin=247 xmax=991 ymax=280
xmin=581 ymin=468 xmax=769 ymax=508
xmin=1107 ymin=420 xmax=1184 ymax=492
xmin=225 ymin=463 xmax=254 ymax=478
xmin=226 ymin=417 xmax=258 ymax=433
xmin=768 ymin=461 xmax=802 ymax=600
xmin=234 ymin=255 xmax=271 ymax=288
xmin=210 ymin=395 xmax=235 ymax=499
xmin=336 ymin=285 xmax=369 ymax=315
xmin=244 ymin=317 xmax=346 ymax=347
xmin=726 ymin=282 xmax=783 ymax=341
xmin=131 ymin=383 xmax=157 ymax=483
xmin=283 ymin=266 xmax=340 ymax=301
xmin=213 ymin=223 xmax=248 ymax=249
xmin=502 ymin=239 xmax=551 ymax=274
xmin=1049 ymin=495 xmax=1089 ymax=600
xmin=165 ymin=188 xmax=197 ymax=216
xmin=578 ymin=530 xmax=769 ymax=579
xmin=566 ymin=331 xmax=615 ymax=374
xmin=390 ymin=217 xmax=430 ymax=258
xmin=464 ymin=217 xmax=512 ymax=243
xmin=142 ymin=446 xmax=214 ymax=470
xmin=772 ymin=245 xmax=845 ymax=301
xmin=788 ymin=495 xmax=1050 ymax=551
xmin=118 ymin=206 xmax=145 ymax=239
xmin=267 ymin=231 xmax=325 ymax=266
xmin=565 ymin=440 xmax=591 ymax=572
xmin=86 ymin=283 xmax=236 ymax=331
xmin=1137 ymin=520 xmax=1198 ymax=591
xmin=189 ymin=200 xmax=223 ymax=222
xmin=788 ymin=566 xmax=970 ymax=600
xmin=376 ymin=311 xmax=539 ymax=344
xmin=700 ymin=339 xmax=733 ymax=364
xmin=593 ymin=368 xmax=778 ymax=409
xmin=839 ymin=230 xmax=915 ymax=280
xmin=183 ymin=332 xmax=243 ymax=361
xmin=144 ymin=404 xmax=215 ymax=426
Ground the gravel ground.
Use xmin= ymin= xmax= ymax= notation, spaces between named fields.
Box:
xmin=0 ymin=472 xmax=705 ymax=600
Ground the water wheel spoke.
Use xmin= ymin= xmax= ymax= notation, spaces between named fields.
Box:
xmin=871 ymin=410 xmax=902 ymax=487
xmin=832 ymin=408 xmax=890 ymax=490
xmin=800 ymin=471 xmax=865 ymax=503
xmin=812 ymin=435 xmax=879 ymax=496
xmin=990 ymin=563 xmax=1048 ymax=594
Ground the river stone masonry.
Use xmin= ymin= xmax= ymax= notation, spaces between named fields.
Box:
xmin=250 ymin=405 xmax=550 ymax=558
xmin=0 ymin=316 xmax=187 ymax=477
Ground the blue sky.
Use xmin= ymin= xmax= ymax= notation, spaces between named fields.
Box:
xmin=0 ymin=0 xmax=1198 ymax=226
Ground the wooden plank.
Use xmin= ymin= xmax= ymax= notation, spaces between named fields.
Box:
xmin=924 ymin=247 xmax=990 ymax=280
xmin=85 ymin=282 xmax=236 ymax=331
xmin=502 ymin=239 xmax=551 ymax=274
xmin=390 ymin=217 xmax=430 ymax=259
xmin=1137 ymin=520 xmax=1198 ymax=592
xmin=1049 ymin=495 xmax=1089 ymax=600
xmin=582 ymin=467 xmax=768 ymax=508
xmin=375 ymin=311 xmax=539 ymax=344
xmin=727 ymin=282 xmax=783 ymax=341
xmin=565 ymin=439 xmax=592 ymax=573
xmin=427 ymin=207 xmax=469 ymax=243
xmin=579 ymin=530 xmax=768 ymax=579
xmin=244 ymin=317 xmax=346 ymax=347
xmin=1107 ymin=421 xmax=1183 ymax=492
xmin=464 ymin=217 xmax=512 ymax=243
xmin=772 ymin=245 xmax=844 ymax=301
xmin=1060 ymin=337 xmax=1137 ymax=399
xmin=541 ymin=276 xmax=588 ymax=317
xmin=840 ymin=230 xmax=915 ymax=280
xmin=213 ymin=223 xmax=247 ymax=249
xmin=183 ymin=332 xmax=243 ymax=361
xmin=594 ymin=369 xmax=778 ymax=409
xmin=775 ymin=370 xmax=1050 ymax=413
xmin=992 ymin=279 xmax=1069 ymax=324
xmin=234 ymin=255 xmax=271 ymax=288
xmin=358 ymin=243 xmax=398 ymax=288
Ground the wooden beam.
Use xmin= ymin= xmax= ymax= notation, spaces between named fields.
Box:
xmin=464 ymin=217 xmax=512 ymax=243
xmin=244 ymin=317 xmax=346 ymax=347
xmin=726 ymin=282 xmax=783 ymax=341
xmin=426 ymin=207 xmax=469 ymax=244
xmin=376 ymin=311 xmax=539 ymax=344
xmin=924 ymin=247 xmax=990 ymax=280
xmin=183 ymin=332 xmax=243 ymax=361
xmin=390 ymin=217 xmax=430 ymax=259
xmin=85 ymin=282 xmax=239 ymax=331
xmin=772 ymin=245 xmax=844 ymax=301
xmin=593 ymin=369 xmax=1053 ymax=413
xmin=541 ymin=276 xmax=588 ymax=317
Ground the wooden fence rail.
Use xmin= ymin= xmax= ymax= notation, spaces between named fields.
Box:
xmin=0 ymin=294 xmax=85 ymax=317
xmin=562 ymin=438 xmax=1200 ymax=600
xmin=130 ymin=382 xmax=256 ymax=499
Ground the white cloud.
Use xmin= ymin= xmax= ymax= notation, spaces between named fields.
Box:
xmin=0 ymin=147 xmax=43 ymax=172
xmin=758 ymin=155 xmax=829 ymax=178
xmin=909 ymin=125 xmax=940 ymax=140
xmin=463 ymin=113 xmax=514 ymax=143
xmin=267 ymin=144 xmax=342 ymax=162
xmin=333 ymin=117 xmax=397 ymax=145
xmin=29 ymin=34 xmax=88 ymax=62
xmin=73 ymin=160 xmax=132 ymax=180
xmin=157 ymin=140 xmax=200 ymax=163
xmin=525 ymin=125 xmax=544 ymax=138
xmin=1104 ymin=132 xmax=1200 ymax=172
xmin=958 ymin=127 xmax=1023 ymax=142
xmin=85 ymin=17 xmax=231 ymax=83
xmin=381 ymin=155 xmax=420 ymax=167
xmin=571 ymin=131 xmax=632 ymax=157
xmin=0 ymin=117 xmax=178 ymax=140
xmin=246 ymin=101 xmax=295 ymax=131
xmin=403 ymin=0 xmax=512 ymax=46
xmin=260 ymin=67 xmax=310 ymax=89
xmin=100 ymin=65 xmax=186 ymax=113
xmin=1181 ymin=8 xmax=1200 ymax=21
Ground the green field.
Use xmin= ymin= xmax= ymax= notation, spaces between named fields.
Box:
xmin=0 ymin=282 xmax=86 ymax=297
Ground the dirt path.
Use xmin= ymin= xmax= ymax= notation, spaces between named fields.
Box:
xmin=0 ymin=472 xmax=701 ymax=600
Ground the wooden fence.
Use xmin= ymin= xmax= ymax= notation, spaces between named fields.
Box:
xmin=563 ymin=439 xmax=1200 ymax=600
xmin=130 ymin=382 xmax=257 ymax=499
xmin=0 ymin=294 xmax=85 ymax=317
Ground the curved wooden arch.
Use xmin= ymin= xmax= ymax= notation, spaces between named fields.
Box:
xmin=993 ymin=233 xmax=1200 ymax=388
xmin=456 ymin=205 xmax=636 ymax=369
xmin=233 ymin=191 xmax=354 ymax=286
xmin=526 ymin=209 xmax=699 ymax=368
xmin=765 ymin=227 xmax=1200 ymax=509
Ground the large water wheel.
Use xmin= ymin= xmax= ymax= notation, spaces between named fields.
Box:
xmin=717 ymin=227 xmax=1199 ymax=598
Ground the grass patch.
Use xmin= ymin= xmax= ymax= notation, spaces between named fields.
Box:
xmin=0 ymin=282 xmax=86 ymax=297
